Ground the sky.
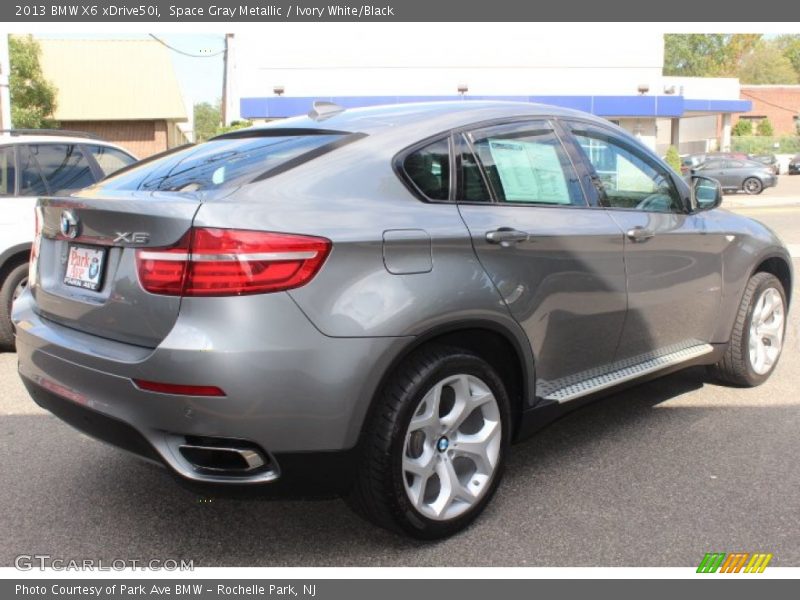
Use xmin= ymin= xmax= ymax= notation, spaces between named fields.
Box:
xmin=34 ymin=33 xmax=225 ymax=107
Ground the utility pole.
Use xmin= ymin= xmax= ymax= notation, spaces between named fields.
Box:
xmin=221 ymin=33 xmax=233 ymax=126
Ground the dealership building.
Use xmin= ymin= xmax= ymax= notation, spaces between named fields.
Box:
xmin=225 ymin=25 xmax=750 ymax=155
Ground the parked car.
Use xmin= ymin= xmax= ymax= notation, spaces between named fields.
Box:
xmin=788 ymin=153 xmax=800 ymax=174
xmin=0 ymin=130 xmax=137 ymax=350
xmin=750 ymin=153 xmax=780 ymax=175
xmin=692 ymin=158 xmax=778 ymax=194
xmin=13 ymin=102 xmax=792 ymax=539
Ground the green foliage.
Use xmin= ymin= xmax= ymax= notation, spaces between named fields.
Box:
xmin=215 ymin=120 xmax=253 ymax=136
xmin=732 ymin=119 xmax=753 ymax=136
xmin=756 ymin=118 xmax=774 ymax=137
xmin=193 ymin=101 xmax=221 ymax=142
xmin=8 ymin=34 xmax=57 ymax=128
xmin=664 ymin=146 xmax=681 ymax=173
xmin=731 ymin=135 xmax=800 ymax=154
xmin=773 ymin=34 xmax=800 ymax=81
xmin=738 ymin=42 xmax=799 ymax=84
xmin=664 ymin=34 xmax=761 ymax=77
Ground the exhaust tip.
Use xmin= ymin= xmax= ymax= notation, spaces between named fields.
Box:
xmin=178 ymin=436 xmax=270 ymax=475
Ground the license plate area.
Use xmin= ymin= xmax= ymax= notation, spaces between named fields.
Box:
xmin=64 ymin=245 xmax=107 ymax=291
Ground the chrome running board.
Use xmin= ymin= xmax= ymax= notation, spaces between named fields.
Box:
xmin=538 ymin=341 xmax=714 ymax=403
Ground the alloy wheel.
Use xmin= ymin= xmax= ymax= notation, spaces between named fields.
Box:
xmin=402 ymin=373 xmax=502 ymax=521
xmin=748 ymin=287 xmax=785 ymax=375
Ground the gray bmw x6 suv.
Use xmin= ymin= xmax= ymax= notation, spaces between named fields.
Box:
xmin=13 ymin=102 xmax=792 ymax=539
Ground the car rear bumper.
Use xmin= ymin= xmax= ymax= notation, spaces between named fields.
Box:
xmin=13 ymin=289 xmax=407 ymax=488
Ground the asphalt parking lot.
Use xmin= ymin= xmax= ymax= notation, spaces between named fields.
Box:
xmin=1 ymin=181 xmax=800 ymax=567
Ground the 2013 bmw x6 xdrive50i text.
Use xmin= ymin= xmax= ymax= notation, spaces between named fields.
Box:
xmin=13 ymin=102 xmax=792 ymax=539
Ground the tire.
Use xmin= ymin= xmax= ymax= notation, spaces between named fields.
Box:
xmin=0 ymin=262 xmax=28 ymax=351
xmin=348 ymin=345 xmax=512 ymax=539
xmin=711 ymin=272 xmax=787 ymax=387
xmin=743 ymin=177 xmax=763 ymax=195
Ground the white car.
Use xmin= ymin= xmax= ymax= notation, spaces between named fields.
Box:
xmin=0 ymin=130 xmax=137 ymax=349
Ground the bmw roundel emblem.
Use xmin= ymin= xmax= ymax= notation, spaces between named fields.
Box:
xmin=437 ymin=437 xmax=450 ymax=452
xmin=60 ymin=210 xmax=79 ymax=239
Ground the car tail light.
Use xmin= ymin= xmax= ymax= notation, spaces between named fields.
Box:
xmin=135 ymin=228 xmax=331 ymax=296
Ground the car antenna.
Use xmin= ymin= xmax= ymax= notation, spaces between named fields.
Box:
xmin=308 ymin=101 xmax=346 ymax=121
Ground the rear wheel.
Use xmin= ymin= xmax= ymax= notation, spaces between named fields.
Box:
xmin=348 ymin=345 xmax=511 ymax=539
xmin=711 ymin=272 xmax=786 ymax=386
xmin=0 ymin=262 xmax=28 ymax=351
xmin=743 ymin=177 xmax=763 ymax=195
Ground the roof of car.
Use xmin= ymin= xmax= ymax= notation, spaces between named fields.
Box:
xmin=226 ymin=101 xmax=609 ymax=138
xmin=0 ymin=133 xmax=134 ymax=155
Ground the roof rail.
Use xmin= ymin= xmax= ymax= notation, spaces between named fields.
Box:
xmin=0 ymin=128 xmax=103 ymax=140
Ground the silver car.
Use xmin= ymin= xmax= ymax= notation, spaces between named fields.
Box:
xmin=13 ymin=102 xmax=792 ymax=539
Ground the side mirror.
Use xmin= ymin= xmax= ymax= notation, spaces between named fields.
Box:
xmin=691 ymin=175 xmax=722 ymax=211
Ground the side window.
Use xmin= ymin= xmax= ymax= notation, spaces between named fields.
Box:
xmin=701 ymin=160 xmax=724 ymax=171
xmin=0 ymin=147 xmax=15 ymax=196
xmin=725 ymin=160 xmax=744 ymax=169
xmin=573 ymin=131 xmax=682 ymax=213
xmin=30 ymin=144 xmax=95 ymax=194
xmin=18 ymin=146 xmax=48 ymax=197
xmin=87 ymin=145 xmax=136 ymax=176
xmin=403 ymin=138 xmax=450 ymax=201
xmin=468 ymin=122 xmax=584 ymax=206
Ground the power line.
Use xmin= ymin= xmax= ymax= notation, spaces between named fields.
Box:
xmin=148 ymin=34 xmax=224 ymax=58
xmin=741 ymin=90 xmax=800 ymax=114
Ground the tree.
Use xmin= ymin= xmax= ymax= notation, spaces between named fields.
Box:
xmin=773 ymin=34 xmax=800 ymax=81
xmin=664 ymin=34 xmax=761 ymax=77
xmin=738 ymin=42 xmax=798 ymax=85
xmin=732 ymin=119 xmax=753 ymax=136
xmin=664 ymin=146 xmax=681 ymax=174
xmin=8 ymin=35 xmax=57 ymax=128
xmin=756 ymin=118 xmax=774 ymax=136
xmin=193 ymin=101 xmax=221 ymax=142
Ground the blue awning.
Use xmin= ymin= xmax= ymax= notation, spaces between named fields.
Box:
xmin=239 ymin=94 xmax=752 ymax=120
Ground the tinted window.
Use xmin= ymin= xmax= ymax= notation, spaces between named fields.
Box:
xmin=725 ymin=160 xmax=744 ymax=169
xmin=29 ymin=144 xmax=95 ymax=194
xmin=403 ymin=138 xmax=450 ymax=201
xmin=574 ymin=132 xmax=682 ymax=213
xmin=701 ymin=160 xmax=725 ymax=171
xmin=87 ymin=145 xmax=136 ymax=176
xmin=0 ymin=147 xmax=15 ymax=196
xmin=469 ymin=122 xmax=583 ymax=205
xmin=458 ymin=135 xmax=490 ymax=202
xmin=100 ymin=134 xmax=347 ymax=193
xmin=18 ymin=145 xmax=47 ymax=196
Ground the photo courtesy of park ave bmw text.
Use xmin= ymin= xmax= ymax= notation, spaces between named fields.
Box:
xmin=0 ymin=0 xmax=798 ymax=595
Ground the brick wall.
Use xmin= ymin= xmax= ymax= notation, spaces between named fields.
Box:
xmin=58 ymin=120 xmax=169 ymax=158
xmin=736 ymin=87 xmax=800 ymax=135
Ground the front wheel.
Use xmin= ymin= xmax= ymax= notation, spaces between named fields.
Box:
xmin=348 ymin=346 xmax=511 ymax=539
xmin=711 ymin=272 xmax=787 ymax=386
xmin=743 ymin=177 xmax=764 ymax=195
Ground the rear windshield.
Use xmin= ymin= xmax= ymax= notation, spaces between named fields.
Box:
xmin=97 ymin=133 xmax=348 ymax=193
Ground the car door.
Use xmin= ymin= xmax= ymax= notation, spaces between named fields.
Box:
xmin=0 ymin=145 xmax=23 ymax=252
xmin=564 ymin=121 xmax=725 ymax=362
xmin=454 ymin=119 xmax=628 ymax=398
xmin=697 ymin=159 xmax=732 ymax=188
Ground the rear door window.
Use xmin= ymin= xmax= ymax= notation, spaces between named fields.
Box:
xmin=466 ymin=121 xmax=584 ymax=206
xmin=86 ymin=145 xmax=137 ymax=176
xmin=29 ymin=144 xmax=95 ymax=194
xmin=0 ymin=146 xmax=15 ymax=196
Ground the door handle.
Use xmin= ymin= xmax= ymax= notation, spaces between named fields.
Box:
xmin=626 ymin=227 xmax=655 ymax=243
xmin=486 ymin=227 xmax=529 ymax=248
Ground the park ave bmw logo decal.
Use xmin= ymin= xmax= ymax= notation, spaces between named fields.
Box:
xmin=60 ymin=210 xmax=79 ymax=239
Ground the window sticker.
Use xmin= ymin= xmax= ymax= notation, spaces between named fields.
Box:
xmin=488 ymin=139 xmax=571 ymax=204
